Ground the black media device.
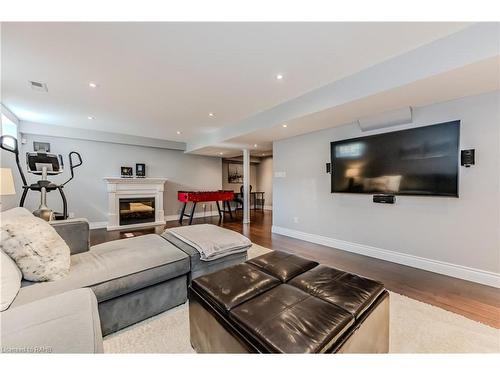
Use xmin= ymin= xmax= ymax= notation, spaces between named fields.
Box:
xmin=461 ymin=149 xmax=475 ymax=167
xmin=330 ymin=120 xmax=460 ymax=197
xmin=326 ymin=163 xmax=331 ymax=174
xmin=121 ymin=166 xmax=133 ymax=178
xmin=373 ymin=194 xmax=396 ymax=204
xmin=136 ymin=163 xmax=146 ymax=177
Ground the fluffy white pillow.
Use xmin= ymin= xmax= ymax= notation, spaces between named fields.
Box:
xmin=1 ymin=250 xmax=22 ymax=311
xmin=1 ymin=207 xmax=70 ymax=281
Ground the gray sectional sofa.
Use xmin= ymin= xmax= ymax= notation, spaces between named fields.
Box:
xmin=1 ymin=216 xmax=248 ymax=353
xmin=2 ymin=288 xmax=103 ymax=353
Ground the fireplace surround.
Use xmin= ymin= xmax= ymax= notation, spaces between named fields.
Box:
xmin=104 ymin=177 xmax=167 ymax=231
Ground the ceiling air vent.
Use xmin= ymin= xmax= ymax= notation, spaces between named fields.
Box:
xmin=29 ymin=80 xmax=48 ymax=92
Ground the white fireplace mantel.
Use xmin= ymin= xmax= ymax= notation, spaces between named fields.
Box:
xmin=104 ymin=177 xmax=168 ymax=231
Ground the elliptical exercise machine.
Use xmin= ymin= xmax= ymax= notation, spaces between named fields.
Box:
xmin=0 ymin=135 xmax=82 ymax=221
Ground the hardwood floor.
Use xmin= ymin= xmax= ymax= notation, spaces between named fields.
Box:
xmin=90 ymin=210 xmax=500 ymax=328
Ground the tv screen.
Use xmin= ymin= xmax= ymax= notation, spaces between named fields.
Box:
xmin=330 ymin=120 xmax=460 ymax=197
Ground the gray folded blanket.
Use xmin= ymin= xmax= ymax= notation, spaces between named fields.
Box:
xmin=165 ymin=224 xmax=252 ymax=261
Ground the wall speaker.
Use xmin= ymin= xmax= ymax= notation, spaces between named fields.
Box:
xmin=461 ymin=149 xmax=475 ymax=167
xmin=358 ymin=107 xmax=412 ymax=132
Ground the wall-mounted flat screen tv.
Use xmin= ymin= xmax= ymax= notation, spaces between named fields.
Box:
xmin=330 ymin=120 xmax=460 ymax=197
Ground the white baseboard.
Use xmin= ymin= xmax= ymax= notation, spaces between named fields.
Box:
xmin=271 ymin=225 xmax=500 ymax=288
xmin=89 ymin=221 xmax=107 ymax=229
xmin=89 ymin=210 xmax=224 ymax=230
xmin=165 ymin=210 xmax=220 ymax=222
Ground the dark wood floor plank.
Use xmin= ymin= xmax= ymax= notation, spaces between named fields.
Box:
xmin=90 ymin=210 xmax=500 ymax=328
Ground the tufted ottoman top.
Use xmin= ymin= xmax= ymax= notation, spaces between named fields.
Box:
xmin=190 ymin=250 xmax=385 ymax=353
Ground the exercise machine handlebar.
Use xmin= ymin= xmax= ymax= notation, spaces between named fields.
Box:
xmin=62 ymin=151 xmax=83 ymax=186
xmin=0 ymin=135 xmax=27 ymax=186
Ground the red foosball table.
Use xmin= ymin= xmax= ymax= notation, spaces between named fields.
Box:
xmin=177 ymin=190 xmax=234 ymax=225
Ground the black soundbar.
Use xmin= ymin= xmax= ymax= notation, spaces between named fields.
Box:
xmin=373 ymin=194 xmax=396 ymax=204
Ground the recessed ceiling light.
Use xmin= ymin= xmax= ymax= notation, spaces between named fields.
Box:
xmin=276 ymin=74 xmax=284 ymax=80
xmin=253 ymin=144 xmax=258 ymax=148
xmin=176 ymin=131 xmax=181 ymax=135
xmin=219 ymin=152 xmax=224 ymax=155
xmin=262 ymin=153 xmax=265 ymax=156
xmin=282 ymin=124 xmax=288 ymax=128
xmin=208 ymin=113 xmax=215 ymax=117
xmin=88 ymin=82 xmax=98 ymax=88
xmin=87 ymin=116 xmax=95 ymax=120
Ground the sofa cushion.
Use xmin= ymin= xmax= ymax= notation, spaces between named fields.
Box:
xmin=50 ymin=218 xmax=90 ymax=255
xmin=230 ymin=284 xmax=354 ymax=353
xmin=192 ymin=263 xmax=280 ymax=312
xmin=289 ymin=265 xmax=385 ymax=318
xmin=1 ymin=250 xmax=22 ymax=311
xmin=247 ymin=250 xmax=318 ymax=282
xmin=0 ymin=288 xmax=102 ymax=353
xmin=11 ymin=234 xmax=190 ymax=307
xmin=164 ymin=224 xmax=251 ymax=261
xmin=0 ymin=207 xmax=70 ymax=281
xmin=162 ymin=231 xmax=248 ymax=280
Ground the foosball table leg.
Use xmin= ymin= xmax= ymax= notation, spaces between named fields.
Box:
xmin=225 ymin=201 xmax=233 ymax=219
xmin=216 ymin=201 xmax=222 ymax=218
xmin=179 ymin=202 xmax=187 ymax=223
xmin=188 ymin=202 xmax=197 ymax=225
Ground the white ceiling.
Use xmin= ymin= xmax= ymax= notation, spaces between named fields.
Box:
xmin=2 ymin=22 xmax=470 ymax=148
xmin=194 ymin=145 xmax=274 ymax=159
xmin=222 ymin=56 xmax=500 ymax=150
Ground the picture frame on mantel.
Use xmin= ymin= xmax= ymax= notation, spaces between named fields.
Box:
xmin=136 ymin=163 xmax=146 ymax=177
xmin=121 ymin=166 xmax=133 ymax=178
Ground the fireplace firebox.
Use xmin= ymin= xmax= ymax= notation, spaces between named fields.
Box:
xmin=119 ymin=197 xmax=155 ymax=226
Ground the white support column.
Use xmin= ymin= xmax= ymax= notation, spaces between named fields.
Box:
xmin=242 ymin=149 xmax=250 ymax=224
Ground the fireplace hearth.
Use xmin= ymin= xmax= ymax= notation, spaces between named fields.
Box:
xmin=119 ymin=197 xmax=155 ymax=226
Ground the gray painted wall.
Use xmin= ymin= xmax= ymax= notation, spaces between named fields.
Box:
xmin=273 ymin=91 xmax=500 ymax=273
xmin=1 ymin=133 xmax=222 ymax=224
xmin=256 ymin=156 xmax=273 ymax=207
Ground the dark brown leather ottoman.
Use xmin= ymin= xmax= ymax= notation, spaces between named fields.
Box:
xmin=189 ymin=251 xmax=389 ymax=353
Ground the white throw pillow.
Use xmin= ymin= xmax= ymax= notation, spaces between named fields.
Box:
xmin=1 ymin=207 xmax=70 ymax=281
xmin=1 ymin=250 xmax=22 ymax=311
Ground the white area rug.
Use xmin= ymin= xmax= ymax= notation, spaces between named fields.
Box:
xmin=103 ymin=244 xmax=500 ymax=353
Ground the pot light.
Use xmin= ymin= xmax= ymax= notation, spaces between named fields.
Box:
xmin=87 ymin=116 xmax=95 ymax=120
xmin=88 ymin=82 xmax=98 ymax=88
xmin=276 ymin=74 xmax=284 ymax=80
xmin=208 ymin=113 xmax=215 ymax=117
xmin=253 ymin=144 xmax=258 ymax=148
xmin=219 ymin=152 xmax=224 ymax=155
xmin=282 ymin=124 xmax=288 ymax=128
xmin=176 ymin=131 xmax=181 ymax=135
